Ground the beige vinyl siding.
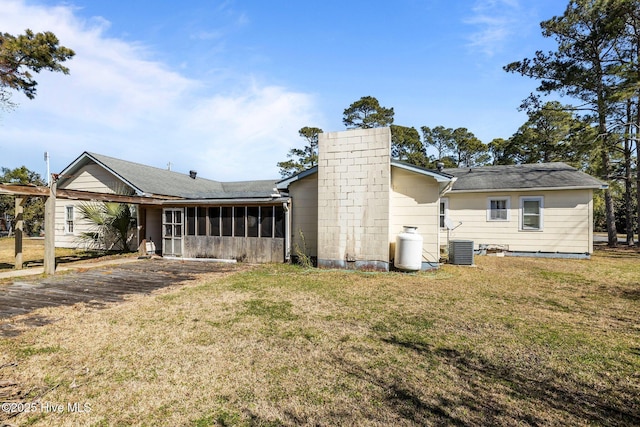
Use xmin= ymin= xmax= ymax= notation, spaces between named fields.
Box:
xmin=55 ymin=200 xmax=97 ymax=248
xmin=442 ymin=189 xmax=594 ymax=254
xmin=390 ymin=168 xmax=440 ymax=264
xmin=61 ymin=163 xmax=126 ymax=193
xmin=288 ymin=174 xmax=318 ymax=258
xmin=55 ymin=162 xmax=135 ymax=249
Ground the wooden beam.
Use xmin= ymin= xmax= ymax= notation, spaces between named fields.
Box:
xmin=0 ymin=184 xmax=167 ymax=204
xmin=14 ymin=197 xmax=24 ymax=270
xmin=44 ymin=181 xmax=56 ymax=276
xmin=55 ymin=189 xmax=166 ymax=205
xmin=0 ymin=184 xmax=50 ymax=197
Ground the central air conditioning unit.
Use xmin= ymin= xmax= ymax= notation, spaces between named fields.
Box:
xmin=449 ymin=240 xmax=474 ymax=265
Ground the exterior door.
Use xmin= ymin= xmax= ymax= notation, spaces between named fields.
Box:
xmin=163 ymin=208 xmax=183 ymax=256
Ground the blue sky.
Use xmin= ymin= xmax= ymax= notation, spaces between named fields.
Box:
xmin=0 ymin=0 xmax=566 ymax=181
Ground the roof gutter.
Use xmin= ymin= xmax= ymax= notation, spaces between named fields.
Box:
xmin=158 ymin=197 xmax=290 ymax=206
xmin=447 ymin=184 xmax=606 ymax=194
xmin=391 ymin=161 xmax=453 ymax=183
xmin=276 ymin=166 xmax=318 ymax=190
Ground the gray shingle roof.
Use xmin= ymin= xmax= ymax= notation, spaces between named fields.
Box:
xmin=59 ymin=152 xmax=280 ymax=199
xmin=444 ymin=162 xmax=606 ymax=192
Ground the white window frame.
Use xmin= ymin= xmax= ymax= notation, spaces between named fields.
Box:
xmin=439 ymin=198 xmax=449 ymax=229
xmin=486 ymin=197 xmax=510 ymax=222
xmin=519 ymin=196 xmax=544 ymax=231
xmin=65 ymin=205 xmax=75 ymax=235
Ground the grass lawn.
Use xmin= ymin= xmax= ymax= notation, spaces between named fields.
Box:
xmin=1 ymin=251 xmax=639 ymax=426
xmin=0 ymin=237 xmax=137 ymax=274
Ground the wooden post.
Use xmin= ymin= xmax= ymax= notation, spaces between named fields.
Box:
xmin=14 ymin=197 xmax=24 ymax=269
xmin=138 ymin=206 xmax=147 ymax=255
xmin=44 ymin=179 xmax=57 ymax=275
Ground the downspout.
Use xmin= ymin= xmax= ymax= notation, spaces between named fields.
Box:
xmin=439 ymin=177 xmax=457 ymax=196
xmin=283 ymin=200 xmax=291 ymax=262
xmin=438 ymin=177 xmax=457 ymax=263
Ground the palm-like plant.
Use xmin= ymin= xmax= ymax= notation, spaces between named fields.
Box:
xmin=77 ymin=201 xmax=136 ymax=251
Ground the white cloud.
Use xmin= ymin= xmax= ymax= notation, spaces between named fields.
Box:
xmin=464 ymin=0 xmax=524 ymax=56
xmin=0 ymin=0 xmax=319 ymax=181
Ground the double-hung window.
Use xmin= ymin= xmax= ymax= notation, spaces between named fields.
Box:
xmin=439 ymin=198 xmax=449 ymax=228
xmin=487 ymin=197 xmax=510 ymax=221
xmin=65 ymin=205 xmax=74 ymax=234
xmin=520 ymin=196 xmax=543 ymax=231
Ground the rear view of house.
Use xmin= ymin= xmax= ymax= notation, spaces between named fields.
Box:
xmin=278 ymin=128 xmax=606 ymax=269
xmin=55 ymin=128 xmax=606 ymax=269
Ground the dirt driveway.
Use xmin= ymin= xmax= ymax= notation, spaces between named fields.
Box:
xmin=0 ymin=258 xmax=244 ymax=337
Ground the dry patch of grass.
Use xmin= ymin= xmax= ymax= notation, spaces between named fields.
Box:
xmin=1 ymin=252 xmax=639 ymax=426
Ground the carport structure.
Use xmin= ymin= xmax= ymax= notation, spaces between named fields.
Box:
xmin=0 ymin=178 xmax=165 ymax=275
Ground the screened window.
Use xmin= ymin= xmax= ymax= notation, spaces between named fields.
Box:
xmin=209 ymin=207 xmax=220 ymax=236
xmin=174 ymin=205 xmax=285 ymax=238
xmin=221 ymin=207 xmax=233 ymax=236
xmin=487 ymin=197 xmax=510 ymax=221
xmin=520 ymin=197 xmax=543 ymax=231
xmin=261 ymin=206 xmax=273 ymax=237
xmin=247 ymin=207 xmax=259 ymax=237
xmin=197 ymin=207 xmax=207 ymax=235
xmin=274 ymin=206 xmax=285 ymax=238
xmin=186 ymin=207 xmax=196 ymax=235
xmin=234 ymin=207 xmax=246 ymax=237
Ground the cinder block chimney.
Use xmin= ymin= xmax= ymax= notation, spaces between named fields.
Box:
xmin=316 ymin=127 xmax=391 ymax=271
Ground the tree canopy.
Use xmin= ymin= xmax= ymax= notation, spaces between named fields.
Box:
xmin=343 ymin=96 xmax=394 ymax=129
xmin=508 ymin=100 xmax=593 ymax=167
xmin=0 ymin=166 xmax=46 ymax=235
xmin=277 ymin=127 xmax=323 ymax=177
xmin=504 ymin=0 xmax=640 ymax=247
xmin=390 ymin=125 xmax=428 ymax=167
xmin=0 ymin=29 xmax=75 ymax=108
xmin=422 ymin=126 xmax=456 ymax=166
xmin=451 ymin=128 xmax=489 ymax=167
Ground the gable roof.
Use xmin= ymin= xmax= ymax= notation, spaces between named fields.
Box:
xmin=443 ymin=162 xmax=607 ymax=193
xmin=391 ymin=160 xmax=454 ymax=183
xmin=275 ymin=166 xmax=318 ymax=189
xmin=58 ymin=152 xmax=281 ymax=200
xmin=276 ymin=160 xmax=454 ymax=190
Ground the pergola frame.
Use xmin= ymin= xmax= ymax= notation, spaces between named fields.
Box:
xmin=0 ymin=179 xmax=165 ymax=275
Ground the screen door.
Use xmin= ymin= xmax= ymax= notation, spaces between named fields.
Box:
xmin=162 ymin=208 xmax=183 ymax=256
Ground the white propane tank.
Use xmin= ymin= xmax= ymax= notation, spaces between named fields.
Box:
xmin=394 ymin=226 xmax=423 ymax=271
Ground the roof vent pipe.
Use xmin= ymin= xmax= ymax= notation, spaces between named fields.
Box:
xmin=189 ymin=170 xmax=197 ymax=179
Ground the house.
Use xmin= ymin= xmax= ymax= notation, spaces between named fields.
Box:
xmin=55 ymin=152 xmax=289 ymax=263
xmin=438 ymin=162 xmax=605 ymax=257
xmin=55 ymin=127 xmax=606 ymax=270
xmin=277 ymin=127 xmax=606 ymax=269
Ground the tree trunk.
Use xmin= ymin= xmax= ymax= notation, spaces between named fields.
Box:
xmin=636 ymin=20 xmax=640 ymax=247
xmin=624 ymin=100 xmax=635 ymax=246
xmin=599 ymin=112 xmax=618 ymax=248
xmin=636 ymin=97 xmax=640 ymax=247
xmin=603 ymin=165 xmax=618 ymax=248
